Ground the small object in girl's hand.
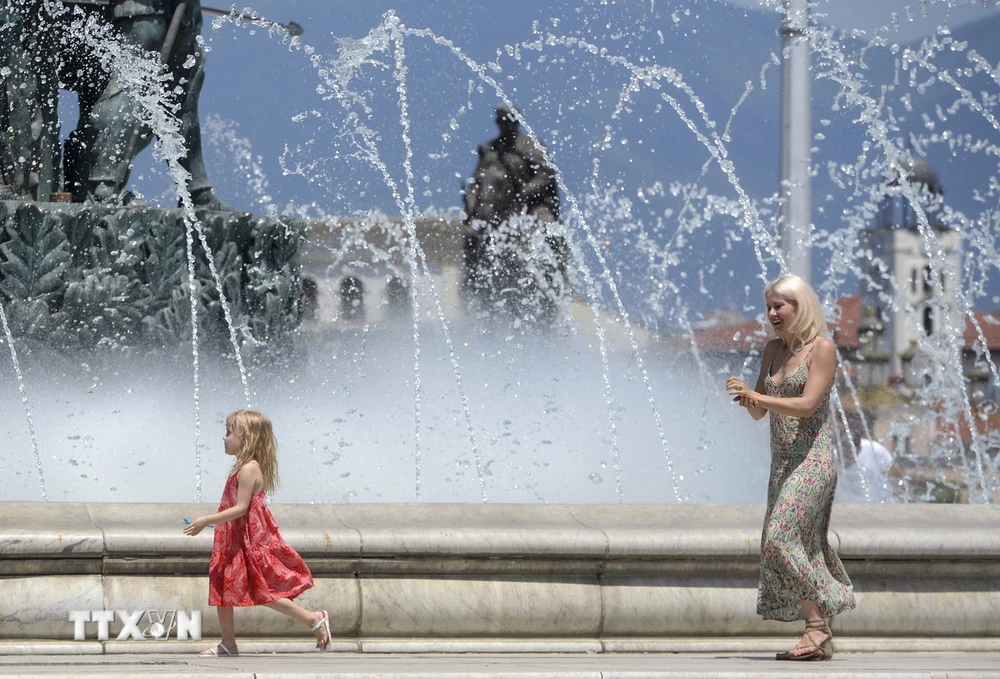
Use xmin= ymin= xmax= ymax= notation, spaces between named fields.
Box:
xmin=183 ymin=518 xmax=214 ymax=528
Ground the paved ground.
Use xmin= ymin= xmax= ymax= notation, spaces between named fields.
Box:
xmin=0 ymin=651 xmax=997 ymax=678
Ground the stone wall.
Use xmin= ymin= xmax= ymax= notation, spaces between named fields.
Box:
xmin=0 ymin=502 xmax=997 ymax=650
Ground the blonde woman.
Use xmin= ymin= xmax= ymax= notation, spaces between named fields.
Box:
xmin=726 ymin=274 xmax=855 ymax=661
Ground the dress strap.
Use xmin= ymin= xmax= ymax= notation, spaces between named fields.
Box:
xmin=801 ymin=337 xmax=820 ymax=367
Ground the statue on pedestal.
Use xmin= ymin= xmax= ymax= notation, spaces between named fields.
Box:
xmin=0 ymin=1 xmax=305 ymax=351
xmin=463 ymin=104 xmax=568 ymax=324
xmin=0 ymin=0 xmax=230 ymax=208
xmin=62 ymin=0 xmax=230 ymax=209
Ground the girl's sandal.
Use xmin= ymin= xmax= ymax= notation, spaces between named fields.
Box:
xmin=199 ymin=642 xmax=238 ymax=657
xmin=776 ymin=620 xmax=833 ymax=661
xmin=312 ymin=609 xmax=331 ymax=651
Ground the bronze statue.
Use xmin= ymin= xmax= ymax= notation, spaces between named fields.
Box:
xmin=462 ymin=104 xmax=567 ymax=324
xmin=63 ymin=0 xmax=231 ymax=209
xmin=0 ymin=0 xmax=229 ymax=208
xmin=0 ymin=0 xmax=62 ymax=202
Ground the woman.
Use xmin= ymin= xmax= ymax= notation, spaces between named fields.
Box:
xmin=726 ymin=274 xmax=855 ymax=661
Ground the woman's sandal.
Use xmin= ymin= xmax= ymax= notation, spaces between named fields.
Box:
xmin=775 ymin=619 xmax=833 ymax=661
xmin=311 ymin=609 xmax=331 ymax=651
xmin=199 ymin=642 xmax=238 ymax=657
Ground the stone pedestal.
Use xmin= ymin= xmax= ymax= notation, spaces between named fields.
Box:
xmin=0 ymin=201 xmax=304 ymax=350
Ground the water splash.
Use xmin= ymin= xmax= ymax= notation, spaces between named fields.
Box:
xmin=0 ymin=304 xmax=46 ymax=500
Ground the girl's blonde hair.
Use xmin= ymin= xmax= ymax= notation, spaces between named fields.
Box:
xmin=226 ymin=410 xmax=279 ymax=495
xmin=764 ymin=274 xmax=828 ymax=353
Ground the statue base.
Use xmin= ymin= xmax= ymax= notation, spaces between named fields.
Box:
xmin=0 ymin=201 xmax=304 ymax=351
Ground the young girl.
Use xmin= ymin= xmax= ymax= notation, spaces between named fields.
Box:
xmin=725 ymin=275 xmax=855 ymax=661
xmin=183 ymin=410 xmax=330 ymax=656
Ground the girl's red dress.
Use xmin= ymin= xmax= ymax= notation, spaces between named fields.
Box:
xmin=208 ymin=472 xmax=314 ymax=607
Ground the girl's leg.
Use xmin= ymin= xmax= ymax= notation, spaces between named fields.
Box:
xmin=263 ymin=598 xmax=330 ymax=649
xmin=200 ymin=606 xmax=238 ymax=656
xmin=218 ymin=606 xmax=237 ymax=653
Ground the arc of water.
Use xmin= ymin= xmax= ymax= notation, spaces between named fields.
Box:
xmin=60 ymin=3 xmax=256 ymax=499
xmin=211 ymin=9 xmax=432 ymax=502
xmin=203 ymin=115 xmax=278 ymax=218
xmin=387 ymin=28 xmax=427 ymax=503
xmin=242 ymin=11 xmax=492 ymax=501
xmin=901 ymin=36 xmax=1000 ymax=136
xmin=530 ymin=31 xmax=786 ymax=281
xmin=388 ymin=20 xmax=489 ymax=502
xmin=0 ymin=304 xmax=47 ymax=501
xmin=663 ymin=80 xmax=757 ymax=255
xmin=418 ymin=34 xmax=636 ymax=503
xmin=965 ymin=49 xmax=1000 ymax=90
xmin=589 ymin=70 xmax=754 ymax=493
xmin=185 ymin=215 xmax=254 ymax=408
xmin=182 ymin=205 xmax=204 ymax=500
xmin=832 ymin=351 xmax=874 ymax=502
xmin=810 ymin=23 xmax=991 ymax=502
xmin=830 ymin=388 xmax=872 ymax=502
xmin=603 ymin=70 xmax=759 ymax=471
xmin=403 ymin=24 xmax=716 ymax=502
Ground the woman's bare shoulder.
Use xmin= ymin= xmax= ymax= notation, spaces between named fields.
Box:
xmin=807 ymin=337 xmax=838 ymax=367
xmin=814 ymin=337 xmax=837 ymax=355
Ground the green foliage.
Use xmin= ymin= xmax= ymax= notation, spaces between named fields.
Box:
xmin=0 ymin=203 xmax=71 ymax=305
xmin=61 ymin=272 xmax=151 ymax=348
xmin=0 ymin=203 xmax=304 ymax=352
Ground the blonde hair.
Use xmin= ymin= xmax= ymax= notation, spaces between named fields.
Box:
xmin=764 ymin=274 xmax=828 ymax=353
xmin=226 ymin=410 xmax=279 ymax=495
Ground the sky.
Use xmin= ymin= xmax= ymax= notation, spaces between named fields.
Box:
xmin=721 ymin=0 xmax=1000 ymax=42
xmin=127 ymin=0 xmax=1000 ymax=217
xmin=63 ymin=0 xmax=1000 ymax=318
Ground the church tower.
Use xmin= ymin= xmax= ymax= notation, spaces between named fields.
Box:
xmin=859 ymin=155 xmax=962 ymax=385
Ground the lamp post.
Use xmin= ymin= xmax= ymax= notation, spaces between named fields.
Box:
xmin=780 ymin=0 xmax=811 ymax=282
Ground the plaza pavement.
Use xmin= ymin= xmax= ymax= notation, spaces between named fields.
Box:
xmin=0 ymin=647 xmax=997 ymax=678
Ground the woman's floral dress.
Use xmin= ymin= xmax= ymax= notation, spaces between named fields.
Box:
xmin=758 ymin=354 xmax=856 ymax=621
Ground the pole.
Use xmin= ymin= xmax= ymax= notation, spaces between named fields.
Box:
xmin=780 ymin=0 xmax=811 ymax=282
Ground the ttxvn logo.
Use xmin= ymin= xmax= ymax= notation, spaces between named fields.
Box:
xmin=69 ymin=610 xmax=202 ymax=641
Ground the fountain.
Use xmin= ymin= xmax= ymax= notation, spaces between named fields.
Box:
xmin=0 ymin=0 xmax=998 ymax=652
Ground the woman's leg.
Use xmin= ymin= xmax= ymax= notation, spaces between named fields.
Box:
xmin=801 ymin=601 xmax=823 ymax=624
xmin=787 ymin=601 xmax=830 ymax=658
xmin=263 ymin=598 xmax=330 ymax=648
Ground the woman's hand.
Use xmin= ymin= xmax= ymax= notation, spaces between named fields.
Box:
xmin=726 ymin=377 xmax=759 ymax=409
xmin=183 ymin=516 xmax=211 ymax=537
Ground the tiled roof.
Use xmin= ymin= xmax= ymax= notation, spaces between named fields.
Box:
xmin=658 ymin=318 xmax=768 ymax=354
xmin=829 ymin=295 xmax=860 ymax=349
xmin=964 ymin=310 xmax=1000 ymax=351
xmin=660 ymin=296 xmax=861 ymax=354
